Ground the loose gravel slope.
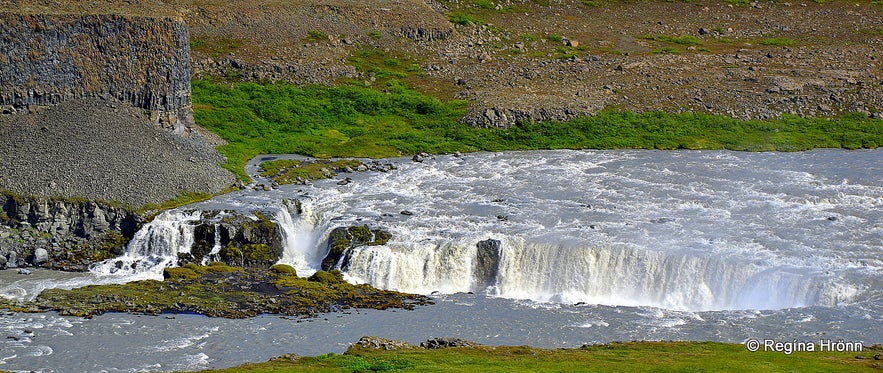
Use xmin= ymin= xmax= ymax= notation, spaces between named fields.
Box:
xmin=0 ymin=98 xmax=235 ymax=207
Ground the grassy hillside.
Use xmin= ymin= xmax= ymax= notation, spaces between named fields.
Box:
xmin=192 ymin=79 xmax=882 ymax=181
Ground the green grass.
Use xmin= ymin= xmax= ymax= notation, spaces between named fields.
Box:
xmin=473 ymin=0 xmax=495 ymax=9
xmin=136 ymin=190 xmax=214 ymax=214
xmin=260 ymin=159 xmax=362 ymax=185
xmin=654 ymin=46 xmax=680 ymax=54
xmin=189 ymin=37 xmax=242 ymax=58
xmin=184 ymin=341 xmax=882 ymax=372
xmin=547 ymin=33 xmax=564 ymax=42
xmin=192 ymin=79 xmax=467 ymax=181
xmin=760 ymin=37 xmax=797 ymax=46
xmin=306 ymin=29 xmax=327 ymax=41
xmin=192 ymin=80 xmax=882 ymax=182
xmin=448 ymin=12 xmax=481 ymax=26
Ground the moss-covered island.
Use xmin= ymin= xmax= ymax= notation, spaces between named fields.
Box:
xmin=16 ymin=263 xmax=431 ymax=318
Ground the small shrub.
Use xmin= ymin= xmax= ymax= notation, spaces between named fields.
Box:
xmin=367 ymin=30 xmax=382 ymax=39
xmin=448 ymin=12 xmax=479 ymax=26
xmin=547 ymin=34 xmax=564 ymax=43
xmin=473 ymin=0 xmax=494 ymax=9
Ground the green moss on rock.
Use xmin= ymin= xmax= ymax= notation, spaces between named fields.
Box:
xmin=29 ymin=264 xmax=430 ymax=318
xmin=308 ymin=269 xmax=345 ymax=285
xmin=322 ymin=225 xmax=392 ymax=271
xmin=270 ymin=264 xmax=297 ymax=276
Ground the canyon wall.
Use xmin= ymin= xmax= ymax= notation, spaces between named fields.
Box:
xmin=0 ymin=13 xmax=193 ymax=132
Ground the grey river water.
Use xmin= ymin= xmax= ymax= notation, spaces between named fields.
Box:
xmin=0 ymin=149 xmax=880 ymax=372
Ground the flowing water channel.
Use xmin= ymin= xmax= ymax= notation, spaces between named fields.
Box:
xmin=0 ymin=149 xmax=881 ymax=372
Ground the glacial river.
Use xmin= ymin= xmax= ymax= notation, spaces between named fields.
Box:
xmin=0 ymin=149 xmax=880 ymax=372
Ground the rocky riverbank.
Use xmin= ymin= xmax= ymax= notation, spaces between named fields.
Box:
xmin=0 ymin=192 xmax=139 ymax=271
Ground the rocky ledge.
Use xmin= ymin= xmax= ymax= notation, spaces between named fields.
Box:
xmin=0 ymin=192 xmax=139 ymax=271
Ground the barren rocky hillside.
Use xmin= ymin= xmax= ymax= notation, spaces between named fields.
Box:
xmin=3 ymin=0 xmax=879 ymax=127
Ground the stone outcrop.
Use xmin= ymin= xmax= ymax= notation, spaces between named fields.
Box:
xmin=0 ymin=13 xmax=193 ymax=132
xmin=473 ymin=239 xmax=501 ymax=291
xmin=0 ymin=194 xmax=138 ymax=238
xmin=182 ymin=211 xmax=285 ymax=268
xmin=322 ymin=225 xmax=392 ymax=271
xmin=0 ymin=192 xmax=140 ymax=270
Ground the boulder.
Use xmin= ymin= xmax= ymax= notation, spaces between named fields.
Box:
xmin=32 ymin=248 xmax=48 ymax=265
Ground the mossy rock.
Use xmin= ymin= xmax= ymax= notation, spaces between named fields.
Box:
xmin=31 ymin=264 xmax=430 ymax=319
xmin=164 ymin=266 xmax=200 ymax=280
xmin=308 ymin=269 xmax=344 ymax=285
xmin=271 ymin=263 xmax=297 ymax=276
xmin=322 ymin=225 xmax=392 ymax=271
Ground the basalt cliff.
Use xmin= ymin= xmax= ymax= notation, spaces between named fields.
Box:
xmin=0 ymin=13 xmax=193 ymax=132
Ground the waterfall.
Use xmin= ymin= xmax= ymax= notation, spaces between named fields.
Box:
xmin=341 ymin=237 xmax=850 ymax=312
xmin=200 ymin=223 xmax=223 ymax=265
xmin=90 ymin=210 xmax=203 ymax=279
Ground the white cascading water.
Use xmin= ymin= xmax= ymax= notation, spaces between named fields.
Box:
xmin=90 ymin=210 xmax=203 ymax=279
xmin=200 ymin=223 xmax=223 ymax=265
xmin=274 ymin=199 xmax=326 ymax=276
xmin=339 ymin=236 xmax=849 ymax=311
xmin=20 ymin=149 xmax=871 ymax=313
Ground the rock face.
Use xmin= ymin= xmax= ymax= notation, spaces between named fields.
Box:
xmin=0 ymin=194 xmax=138 ymax=238
xmin=182 ymin=211 xmax=285 ymax=268
xmin=322 ymin=225 xmax=392 ymax=271
xmin=0 ymin=193 xmax=139 ymax=270
xmin=0 ymin=13 xmax=193 ymax=132
xmin=473 ymin=239 xmax=501 ymax=292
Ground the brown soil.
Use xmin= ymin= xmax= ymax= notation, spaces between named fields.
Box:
xmin=2 ymin=0 xmax=881 ymax=127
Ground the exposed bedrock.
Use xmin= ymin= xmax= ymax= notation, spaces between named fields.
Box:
xmin=0 ymin=193 xmax=140 ymax=271
xmin=0 ymin=13 xmax=193 ymax=132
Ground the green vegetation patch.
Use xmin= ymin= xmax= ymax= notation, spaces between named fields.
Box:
xmin=192 ymin=80 xmax=882 ymax=181
xmin=136 ymin=191 xmax=214 ymax=215
xmin=188 ymin=37 xmax=242 ymax=58
xmin=760 ymin=37 xmax=797 ymax=46
xmin=260 ymin=159 xmax=362 ymax=185
xmin=448 ymin=12 xmax=481 ymax=26
xmin=31 ymin=263 xmax=431 ymax=318
xmin=191 ymin=79 xmax=467 ymax=181
xmin=306 ymin=29 xmax=327 ymax=41
xmin=188 ymin=341 xmax=882 ymax=372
